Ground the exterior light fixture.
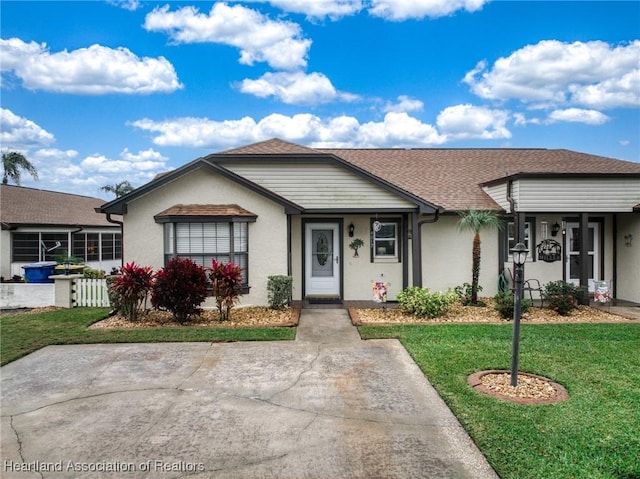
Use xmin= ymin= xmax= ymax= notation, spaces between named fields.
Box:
xmin=624 ymin=234 xmax=633 ymax=247
xmin=348 ymin=222 xmax=355 ymax=237
xmin=510 ymin=242 xmax=529 ymax=386
xmin=551 ymin=222 xmax=561 ymax=237
xmin=63 ymin=259 xmax=70 ymax=275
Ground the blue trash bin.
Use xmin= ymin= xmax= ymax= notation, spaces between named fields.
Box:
xmin=22 ymin=261 xmax=58 ymax=283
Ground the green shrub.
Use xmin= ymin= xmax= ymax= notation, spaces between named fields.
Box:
xmin=267 ymin=275 xmax=292 ymax=309
xmin=151 ymin=258 xmax=208 ymax=324
xmin=454 ymin=282 xmax=483 ymax=306
xmin=83 ymin=267 xmax=106 ymax=279
xmin=397 ymin=287 xmax=458 ymax=319
xmin=543 ymin=280 xmax=587 ymax=316
xmin=493 ymin=291 xmax=532 ymax=320
xmin=108 ymin=262 xmax=154 ymax=321
xmin=209 ymin=259 xmax=244 ymax=321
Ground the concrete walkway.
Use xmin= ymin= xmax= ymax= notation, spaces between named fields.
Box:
xmin=0 ymin=309 xmax=498 ymax=479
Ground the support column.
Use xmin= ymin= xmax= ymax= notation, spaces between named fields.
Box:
xmin=411 ymin=212 xmax=422 ymax=288
xmin=579 ymin=213 xmax=590 ymax=305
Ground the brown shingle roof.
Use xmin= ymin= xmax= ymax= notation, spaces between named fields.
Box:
xmin=154 ymin=204 xmax=257 ymax=219
xmin=0 ymin=185 xmax=116 ymax=227
xmin=221 ymin=138 xmax=320 ymax=155
xmin=317 ymin=148 xmax=640 ymax=211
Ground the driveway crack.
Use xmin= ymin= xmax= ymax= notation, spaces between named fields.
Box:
xmin=267 ymin=343 xmax=322 ymax=401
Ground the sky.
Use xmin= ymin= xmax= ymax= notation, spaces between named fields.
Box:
xmin=1 ymin=0 xmax=639 ymax=200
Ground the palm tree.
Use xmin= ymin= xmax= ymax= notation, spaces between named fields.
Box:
xmin=100 ymin=180 xmax=134 ymax=197
xmin=458 ymin=210 xmax=503 ymax=305
xmin=2 ymin=151 xmax=39 ymax=185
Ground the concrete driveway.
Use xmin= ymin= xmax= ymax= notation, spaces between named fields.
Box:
xmin=1 ymin=309 xmax=497 ymax=478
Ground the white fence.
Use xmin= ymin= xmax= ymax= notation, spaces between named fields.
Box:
xmin=73 ymin=278 xmax=110 ymax=307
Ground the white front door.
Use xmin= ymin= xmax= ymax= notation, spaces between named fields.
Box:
xmin=305 ymin=222 xmax=341 ymax=297
xmin=565 ymin=222 xmax=600 ymax=291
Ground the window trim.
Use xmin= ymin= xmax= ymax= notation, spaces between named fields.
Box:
xmin=370 ymin=218 xmax=401 ymax=263
xmin=505 ymin=217 xmax=536 ymax=262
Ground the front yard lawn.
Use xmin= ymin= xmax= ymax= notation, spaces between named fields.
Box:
xmin=359 ymin=323 xmax=640 ymax=479
xmin=0 ymin=308 xmax=295 ymax=365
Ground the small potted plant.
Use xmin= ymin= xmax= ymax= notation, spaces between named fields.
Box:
xmin=349 ymin=238 xmax=365 ymax=257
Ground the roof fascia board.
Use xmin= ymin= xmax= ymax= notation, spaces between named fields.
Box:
xmin=481 ymin=172 xmax=640 ymax=188
xmin=302 ymin=207 xmax=418 ymax=214
xmin=211 ymin=152 xmax=442 ymax=214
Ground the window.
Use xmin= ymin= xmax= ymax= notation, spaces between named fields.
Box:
xmin=12 ymin=231 xmax=120 ymax=263
xmin=73 ymin=233 xmax=100 ymax=261
xmin=102 ymin=233 xmax=115 ymax=260
xmin=371 ymin=219 xmax=400 ymax=261
xmin=41 ymin=233 xmax=68 ymax=261
xmin=164 ymin=222 xmax=249 ymax=285
xmin=11 ymin=233 xmax=39 ymax=262
xmin=505 ymin=218 xmax=535 ymax=261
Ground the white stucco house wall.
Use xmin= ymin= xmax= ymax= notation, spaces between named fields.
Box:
xmin=98 ymin=139 xmax=640 ymax=307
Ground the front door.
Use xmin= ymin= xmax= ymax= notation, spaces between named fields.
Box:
xmin=305 ymin=222 xmax=341 ymax=297
xmin=565 ymin=222 xmax=600 ymax=291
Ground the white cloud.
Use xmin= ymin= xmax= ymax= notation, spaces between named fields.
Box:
xmin=266 ymin=0 xmax=363 ymax=20
xmin=0 ymin=38 xmax=182 ymax=94
xmin=512 ymin=113 xmax=541 ymax=126
xmin=464 ymin=40 xmax=640 ymax=109
xmin=369 ymin=0 xmax=487 ymax=21
xmin=131 ymin=111 xmax=447 ymax=148
xmin=0 ymin=108 xmax=55 ymax=149
xmin=546 ymin=108 xmax=610 ymax=125
xmin=81 ymin=149 xmax=169 ymax=174
xmin=239 ymin=71 xmax=358 ymax=105
xmin=436 ymin=104 xmax=511 ymax=140
xmin=107 ymin=0 xmax=140 ymax=11
xmin=383 ymin=95 xmax=424 ymax=113
xmin=144 ymin=3 xmax=311 ymax=71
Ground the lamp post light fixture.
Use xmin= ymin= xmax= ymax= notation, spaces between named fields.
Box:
xmin=510 ymin=242 xmax=529 ymax=387
xmin=63 ymin=258 xmax=70 ymax=276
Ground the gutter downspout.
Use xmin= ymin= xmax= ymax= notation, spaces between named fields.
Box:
xmin=106 ymin=213 xmax=124 ymax=268
xmin=412 ymin=210 xmax=440 ymax=288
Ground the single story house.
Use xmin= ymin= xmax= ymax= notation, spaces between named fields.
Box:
xmin=0 ymin=184 xmax=122 ymax=280
xmin=99 ymin=139 xmax=640 ymax=306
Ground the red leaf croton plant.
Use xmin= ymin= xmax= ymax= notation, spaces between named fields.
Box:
xmin=209 ymin=259 xmax=244 ymax=321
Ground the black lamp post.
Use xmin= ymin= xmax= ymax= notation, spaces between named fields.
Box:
xmin=510 ymin=242 xmax=529 ymax=387
xmin=63 ymin=259 xmax=70 ymax=275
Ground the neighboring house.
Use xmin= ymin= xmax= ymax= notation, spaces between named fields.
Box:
xmin=99 ymin=139 xmax=640 ymax=306
xmin=0 ymin=185 xmax=122 ymax=279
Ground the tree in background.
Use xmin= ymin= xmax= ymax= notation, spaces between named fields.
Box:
xmin=2 ymin=151 xmax=39 ymax=185
xmin=100 ymin=180 xmax=134 ymax=197
xmin=457 ymin=210 xmax=503 ymax=305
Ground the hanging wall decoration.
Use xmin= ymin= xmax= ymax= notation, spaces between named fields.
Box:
xmin=537 ymin=239 xmax=562 ymax=262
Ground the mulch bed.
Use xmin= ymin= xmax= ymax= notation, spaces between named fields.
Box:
xmin=90 ymin=307 xmax=300 ymax=329
xmin=467 ymin=370 xmax=569 ymax=405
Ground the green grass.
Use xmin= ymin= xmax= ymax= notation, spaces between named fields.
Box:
xmin=0 ymin=308 xmax=295 ymax=366
xmin=359 ymin=323 xmax=640 ymax=479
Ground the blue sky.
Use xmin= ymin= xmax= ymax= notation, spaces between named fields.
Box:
xmin=1 ymin=0 xmax=639 ymax=199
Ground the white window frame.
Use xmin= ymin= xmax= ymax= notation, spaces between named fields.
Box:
xmin=371 ymin=219 xmax=400 ymax=262
xmin=505 ymin=218 xmax=535 ymax=262
xmin=164 ymin=221 xmax=249 ymax=286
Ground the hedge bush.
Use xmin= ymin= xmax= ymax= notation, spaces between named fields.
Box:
xmin=397 ymin=287 xmax=458 ymax=319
